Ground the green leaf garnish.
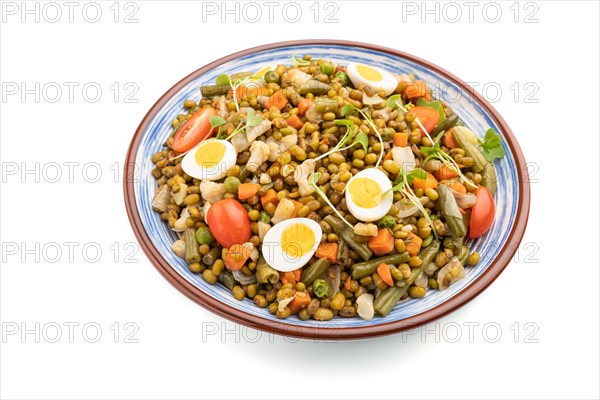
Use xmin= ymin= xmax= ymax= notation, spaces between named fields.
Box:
xmin=341 ymin=104 xmax=355 ymax=118
xmin=416 ymin=98 xmax=446 ymax=123
xmin=386 ymin=94 xmax=402 ymax=110
xmin=209 ymin=115 xmax=227 ymax=128
xmin=215 ymin=74 xmax=231 ymax=87
xmin=407 ymin=167 xmax=427 ymax=184
xmin=479 ymin=128 xmax=505 ymax=161
xmin=291 ymin=54 xmax=310 ymax=67
xmin=246 ymin=109 xmax=263 ymax=127
xmin=353 ymin=132 xmax=368 ymax=152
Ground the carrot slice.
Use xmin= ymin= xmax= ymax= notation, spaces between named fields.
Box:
xmin=412 ymin=172 xmax=438 ymax=190
xmin=376 ymin=263 xmax=394 ymax=287
xmin=260 ymin=189 xmax=279 ymax=208
xmin=237 ymin=183 xmax=261 ymax=200
xmin=289 ymin=291 xmax=311 ymax=314
xmin=405 ymin=232 xmax=423 ymax=256
xmin=434 ymin=164 xmax=458 ymax=181
xmin=286 ymin=114 xmax=304 ymax=130
xmin=444 ymin=130 xmax=458 ymax=149
xmin=290 ymin=200 xmax=303 ymax=217
xmin=451 ymin=181 xmax=467 ymax=194
xmin=297 ymin=98 xmax=313 ymax=116
xmin=404 ymin=80 xmax=431 ymax=100
xmin=393 ymin=131 xmax=408 ymax=147
xmin=316 ymin=242 xmax=338 ymax=263
xmin=368 ymin=229 xmax=394 ymax=256
xmin=224 ymin=244 xmax=251 ymax=271
xmin=412 ymin=106 xmax=440 ymax=135
xmin=265 ymin=90 xmax=288 ymax=110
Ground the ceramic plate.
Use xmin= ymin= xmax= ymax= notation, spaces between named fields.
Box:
xmin=124 ymin=40 xmax=530 ymax=340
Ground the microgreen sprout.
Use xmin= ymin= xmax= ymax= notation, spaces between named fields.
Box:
xmin=309 ymin=172 xmax=354 ymax=230
xmin=387 ymin=167 xmax=438 ymax=239
xmin=357 ymin=108 xmax=384 ymax=168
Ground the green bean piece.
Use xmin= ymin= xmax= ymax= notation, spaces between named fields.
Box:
xmin=313 ymin=279 xmax=330 ymax=298
xmin=300 ymin=258 xmax=331 ymax=286
xmin=337 ymin=239 xmax=351 ymax=267
xmin=373 ymin=286 xmax=405 ymax=317
xmin=314 ymin=98 xmax=339 ymax=114
xmin=218 ymin=271 xmax=235 ymax=290
xmin=351 ymin=252 xmax=410 ymax=280
xmin=481 ymin=162 xmax=497 ymax=195
xmin=299 ymin=80 xmax=331 ymax=96
xmin=436 ymin=185 xmax=467 ymax=238
xmin=184 ymin=228 xmax=200 ymax=264
xmin=429 ymin=114 xmax=458 ymax=137
xmin=256 ymin=257 xmax=280 ymax=284
xmin=200 ymin=84 xmax=230 ymax=98
xmin=202 ymin=246 xmax=221 ymax=266
xmin=324 ymin=215 xmax=373 ymax=261
xmin=320 ymin=63 xmax=334 ymax=75
xmin=375 ymin=241 xmax=440 ymax=316
xmin=452 ymin=128 xmax=486 ymax=172
xmin=258 ymin=211 xmax=271 ymax=224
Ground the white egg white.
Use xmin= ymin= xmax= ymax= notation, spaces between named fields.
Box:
xmin=261 ymin=218 xmax=322 ymax=272
xmin=346 ymin=62 xmax=398 ymax=96
xmin=181 ymin=139 xmax=236 ymax=181
xmin=345 ymin=168 xmax=393 ymax=222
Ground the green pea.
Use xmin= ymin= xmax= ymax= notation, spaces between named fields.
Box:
xmin=378 ymin=215 xmax=395 ymax=229
xmin=224 ymin=176 xmax=241 ymax=194
xmin=265 ymin=70 xmax=280 ymax=84
xmin=320 ymin=63 xmax=334 ymax=75
xmin=335 ymin=71 xmax=350 ymax=86
xmin=195 ymin=227 xmax=214 ymax=245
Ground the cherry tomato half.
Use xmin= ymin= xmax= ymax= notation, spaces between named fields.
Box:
xmin=206 ymin=199 xmax=251 ymax=248
xmin=412 ymin=106 xmax=440 ymax=136
xmin=172 ymin=107 xmax=216 ymax=153
xmin=469 ymin=186 xmax=495 ymax=238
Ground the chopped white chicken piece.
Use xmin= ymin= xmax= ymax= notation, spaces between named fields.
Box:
xmin=266 ymin=134 xmax=298 ymax=162
xmin=231 ymin=133 xmax=250 ymax=153
xmin=286 ymin=68 xmax=312 ymax=86
xmin=270 ymin=198 xmax=296 ymax=224
xmin=246 ymin=119 xmax=272 ymax=143
xmin=200 ymin=181 xmax=225 ymax=203
xmin=294 ymin=159 xmax=316 ymax=196
xmin=247 ymin=141 xmax=271 ymax=172
xmin=354 ymin=223 xmax=378 ymax=237
xmin=391 ymin=146 xmax=416 ymax=172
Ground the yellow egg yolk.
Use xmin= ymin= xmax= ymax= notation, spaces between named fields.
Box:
xmin=281 ymin=223 xmax=315 ymax=258
xmin=195 ymin=141 xmax=225 ymax=168
xmin=357 ymin=64 xmax=383 ymax=82
xmin=349 ymin=178 xmax=382 ymax=208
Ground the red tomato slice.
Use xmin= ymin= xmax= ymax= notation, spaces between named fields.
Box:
xmin=412 ymin=106 xmax=440 ymax=136
xmin=469 ymin=186 xmax=495 ymax=238
xmin=172 ymin=107 xmax=216 ymax=153
xmin=206 ymin=199 xmax=251 ymax=248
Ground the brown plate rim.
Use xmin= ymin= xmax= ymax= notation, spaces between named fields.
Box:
xmin=123 ymin=39 xmax=530 ymax=340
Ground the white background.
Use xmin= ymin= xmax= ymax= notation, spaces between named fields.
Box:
xmin=1 ymin=1 xmax=599 ymax=399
